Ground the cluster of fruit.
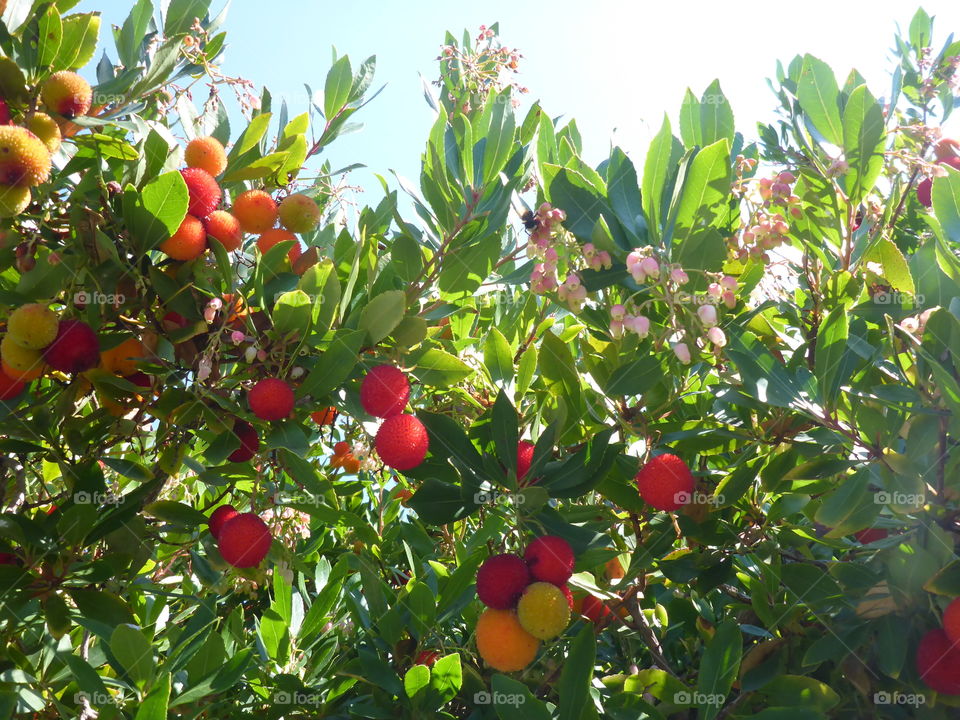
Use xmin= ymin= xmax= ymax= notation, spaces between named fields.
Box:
xmin=207 ymin=504 xmax=273 ymax=569
xmin=474 ymin=536 xmax=575 ymax=671
xmin=916 ymin=596 xmax=960 ymax=693
xmin=160 ymin=136 xmax=321 ymax=267
xmin=360 ymin=365 xmax=429 ymax=471
xmin=0 ymin=70 xmax=86 ymax=218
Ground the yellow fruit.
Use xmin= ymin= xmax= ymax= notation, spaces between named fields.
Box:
xmin=25 ymin=113 xmax=62 ymax=153
xmin=100 ymin=337 xmax=146 ymax=376
xmin=1 ymin=335 xmax=45 ymax=380
xmin=0 ymin=126 xmax=52 ymax=187
xmin=7 ymin=303 xmax=59 ymax=349
xmin=516 ymin=582 xmax=571 ymax=640
xmin=184 ymin=136 xmax=228 ymax=177
xmin=278 ymin=193 xmax=321 ymax=233
xmin=475 ymin=608 xmax=539 ymax=672
xmin=41 ymin=71 xmax=92 ymax=118
xmin=0 ymin=184 xmax=30 ymax=217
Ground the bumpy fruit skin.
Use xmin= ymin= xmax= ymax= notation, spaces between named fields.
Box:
xmin=517 ymin=582 xmax=571 ymax=640
xmin=333 ymin=441 xmax=350 ymax=456
xmin=278 ymin=193 xmax=321 ymax=233
xmin=207 ymin=504 xmax=238 ymax=540
xmin=1 ymin=335 xmax=44 ymax=380
xmin=228 ymin=420 xmax=259 ymax=462
xmin=184 ymin=136 xmax=227 ymax=177
xmin=944 ymin=598 xmax=960 ymax=645
xmin=256 ymin=228 xmax=302 ymax=264
xmin=0 ymin=367 xmax=26 ymax=400
xmin=248 ymin=377 xmax=294 ymax=421
xmin=0 ymin=184 xmax=30 ymax=217
xmin=0 ymin=98 xmax=8 ymax=124
xmin=360 ymin=365 xmax=410 ymax=418
xmin=232 ymin=189 xmax=277 ymax=234
xmin=580 ymin=594 xmax=612 ymax=625
xmin=99 ymin=337 xmax=145 ymax=376
xmin=917 ymin=629 xmax=960 ymax=694
xmin=160 ymin=214 xmax=207 ymax=260
xmin=517 ymin=439 xmax=535 ymax=485
xmin=559 ymin=584 xmax=574 ymax=610
xmin=475 ymin=608 xmax=540 ymax=672
xmin=0 ymin=126 xmax=51 ymax=186
xmin=524 ymin=535 xmax=575 ymax=586
xmin=476 ymin=553 xmax=530 ymax=609
xmin=179 ymin=167 xmax=221 ymax=218
xmin=217 ymin=512 xmax=272 ymax=568
xmin=7 ymin=303 xmax=59 ymax=349
xmin=41 ymin=71 xmax=92 ymax=118
xmin=203 ymin=210 xmax=243 ymax=252
xmin=43 ymin=319 xmax=99 ymax=373
xmin=26 ymin=113 xmax=61 ymax=153
xmin=635 ymin=453 xmax=695 ymax=511
xmin=375 ymin=414 xmax=429 ymax=470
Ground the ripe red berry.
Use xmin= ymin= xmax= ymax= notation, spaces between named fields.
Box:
xmin=917 ymin=628 xmax=960 ymax=694
xmin=0 ymin=368 xmax=26 ymax=401
xmin=581 ymin=593 xmax=612 ymax=625
xmin=0 ymin=552 xmax=19 ymax=565
xmin=558 ymin=583 xmax=574 ymax=610
xmin=217 ymin=512 xmax=272 ymax=568
xmin=207 ymin=504 xmax=238 ymax=540
xmin=918 ymin=178 xmax=933 ymax=208
xmin=635 ymin=453 xmax=695 ymax=511
xmin=180 ymin=167 xmax=221 ymax=218
xmin=524 ymin=535 xmax=575 ymax=586
xmin=414 ymin=650 xmax=440 ymax=667
xmin=360 ymin=365 xmax=410 ymax=418
xmin=228 ymin=420 xmax=259 ymax=462
xmin=333 ymin=441 xmax=350 ymax=456
xmin=517 ymin=440 xmax=535 ymax=485
xmin=248 ymin=377 xmax=294 ymax=421
xmin=853 ymin=528 xmax=888 ymax=544
xmin=42 ymin=319 xmax=99 ymax=373
xmin=944 ymin=598 xmax=960 ymax=646
xmin=375 ymin=414 xmax=429 ymax=470
xmin=476 ymin=553 xmax=531 ymax=609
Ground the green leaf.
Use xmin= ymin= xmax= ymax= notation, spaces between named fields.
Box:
xmin=672 ymin=139 xmax=731 ymax=248
xmin=841 ymin=84 xmax=885 ymax=204
xmin=429 ymin=653 xmax=462 ymax=707
xmin=110 ymin=624 xmax=155 ymax=688
xmin=699 ymin=79 xmax=735 ymax=147
xmin=56 ymin=12 xmax=101 ymax=71
xmin=932 ymin=166 xmax=960 ymax=243
xmin=101 ymin=456 xmax=152 ymax=482
xmin=814 ymin=305 xmax=850 ymax=404
xmin=813 ymin=469 xmax=877 ymax=537
xmin=134 ymin=673 xmax=170 ymax=720
xmin=359 ymin=289 xmax=406 ymax=345
xmin=37 ymin=5 xmax=63 ymax=70
xmin=233 ymin=112 xmax=272 ymax=156
xmin=272 ymin=289 xmax=312 ymax=335
xmin=484 ymin=328 xmax=514 ymax=386
xmin=908 ymin=7 xmax=932 ymax=49
xmin=404 ymin=664 xmax=430 ymax=701
xmin=143 ymin=501 xmax=209 ymax=527
xmin=643 ymin=114 xmax=681 ymax=242
xmin=407 ymin=478 xmax=475 ymax=524
xmin=604 ymin=355 xmax=661 ymax=397
xmin=797 ymin=55 xmax=843 ymax=146
xmin=164 ymin=0 xmax=212 ymax=37
xmin=679 ymin=89 xmax=702 ymax=148
xmin=761 ymin=676 xmax=840 ymax=711
xmin=492 ymin=390 xmax=520 ymax=478
xmin=324 ymin=55 xmax=353 ymax=119
xmin=299 ymin=328 xmax=364 ymax=398
xmin=517 ymin=345 xmax=538 ymax=397
xmin=865 ymin=237 xmax=914 ymax=294
xmin=116 ymin=0 xmax=153 ymax=69
xmin=411 ymin=348 xmax=473 ymax=387
xmin=126 ymin=171 xmax=189 ymax=252
xmin=695 ymin=619 xmax=741 ymax=720
xmin=481 ymin=90 xmax=517 ymax=183
xmin=558 ymin=624 xmax=596 ymax=720
xmin=392 ymin=234 xmax=424 ymax=282
xmin=491 ymin=674 xmax=552 ymax=720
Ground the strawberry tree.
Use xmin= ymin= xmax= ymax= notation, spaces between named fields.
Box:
xmin=2 ymin=2 xmax=960 ymax=719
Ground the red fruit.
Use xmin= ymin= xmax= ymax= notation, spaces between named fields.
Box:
xmin=517 ymin=440 xmax=535 ymax=485
xmin=42 ymin=319 xmax=99 ymax=373
xmin=635 ymin=453 xmax=695 ymax=511
xmin=944 ymin=598 xmax=960 ymax=645
xmin=853 ymin=528 xmax=888 ymax=544
xmin=161 ymin=311 xmax=189 ymax=330
xmin=256 ymin=228 xmax=302 ymax=264
xmin=203 ymin=210 xmax=243 ymax=252
xmin=559 ymin=584 xmax=574 ymax=610
xmin=524 ymin=535 xmax=575 ymax=586
xmin=476 ymin=553 xmax=531 ymax=609
xmin=360 ymin=365 xmax=410 ymax=418
xmin=217 ymin=512 xmax=272 ymax=568
xmin=208 ymin=504 xmax=238 ymax=540
xmin=228 ymin=420 xmax=259 ymax=462
xmin=333 ymin=441 xmax=350 ymax=456
xmin=581 ymin=594 xmax=612 ymax=625
xmin=918 ymin=178 xmax=934 ymax=208
xmin=0 ymin=552 xmax=18 ymax=565
xmin=180 ymin=167 xmax=221 ymax=218
xmin=248 ymin=377 xmax=294 ymax=421
xmin=127 ymin=371 xmax=152 ymax=389
xmin=414 ymin=650 xmax=440 ymax=667
xmin=375 ymin=414 xmax=429 ymax=470
xmin=917 ymin=628 xmax=960 ymax=694
xmin=232 ymin=189 xmax=277 ymax=234
xmin=160 ymin=214 xmax=207 ymax=260
xmin=935 ymin=138 xmax=960 ymax=162
xmin=311 ymin=406 xmax=337 ymax=425
xmin=0 ymin=100 xmax=9 ymax=125
xmin=0 ymin=368 xmax=26 ymax=401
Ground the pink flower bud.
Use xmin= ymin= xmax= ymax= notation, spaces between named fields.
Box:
xmin=230 ymin=330 xmax=246 ymax=345
xmin=544 ymin=247 xmax=558 ymax=263
xmin=582 ymin=242 xmax=597 ymax=259
xmin=706 ymin=326 xmax=727 ymax=347
xmin=697 ymin=304 xmax=718 ymax=327
xmin=610 ymin=304 xmax=627 ymax=321
xmin=244 ymin=346 xmax=257 ymax=363
xmin=777 ymin=171 xmax=796 ymax=184
xmin=256 ymin=349 xmax=268 ymax=362
xmin=722 ymin=291 xmax=736 ymax=309
xmin=626 ymin=250 xmax=643 ymax=271
xmin=609 ymin=319 xmax=624 ymax=338
xmin=639 ymin=256 xmax=660 ymax=280
xmin=598 ymin=251 xmax=612 ymax=269
xmin=672 ymin=342 xmax=691 ymax=364
xmin=708 ymin=283 xmax=722 ymax=298
xmin=671 ymin=268 xmax=689 ymax=285
xmin=720 ymin=275 xmax=738 ymax=291
xmin=626 ymin=315 xmax=650 ymax=337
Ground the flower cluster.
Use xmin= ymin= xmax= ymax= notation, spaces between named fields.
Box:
xmin=730 ymin=169 xmax=800 ymax=261
xmin=436 ymin=25 xmax=527 ymax=114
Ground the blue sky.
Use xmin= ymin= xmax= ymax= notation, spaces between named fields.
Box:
xmin=74 ymin=0 xmax=960 ymax=199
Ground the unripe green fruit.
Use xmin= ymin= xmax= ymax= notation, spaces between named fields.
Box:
xmin=278 ymin=193 xmax=321 ymax=233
